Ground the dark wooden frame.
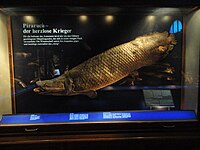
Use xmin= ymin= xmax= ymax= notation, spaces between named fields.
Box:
xmin=0 ymin=0 xmax=200 ymax=146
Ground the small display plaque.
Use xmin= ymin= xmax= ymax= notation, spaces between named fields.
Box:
xmin=143 ymin=90 xmax=174 ymax=108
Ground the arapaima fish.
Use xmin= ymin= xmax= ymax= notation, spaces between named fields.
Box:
xmin=34 ymin=32 xmax=176 ymax=97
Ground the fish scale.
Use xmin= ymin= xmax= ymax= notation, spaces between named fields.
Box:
xmin=35 ymin=32 xmax=176 ymax=97
xmin=72 ymin=44 xmax=142 ymax=91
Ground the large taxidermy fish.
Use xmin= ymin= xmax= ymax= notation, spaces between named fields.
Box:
xmin=34 ymin=32 xmax=176 ymax=98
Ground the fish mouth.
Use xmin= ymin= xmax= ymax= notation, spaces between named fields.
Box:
xmin=33 ymin=85 xmax=65 ymax=95
xmin=33 ymin=86 xmax=46 ymax=93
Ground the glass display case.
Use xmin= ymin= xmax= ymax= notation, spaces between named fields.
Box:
xmin=0 ymin=1 xmax=199 ymax=136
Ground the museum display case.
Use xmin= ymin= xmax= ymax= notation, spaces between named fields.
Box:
xmin=0 ymin=0 xmax=199 ymax=146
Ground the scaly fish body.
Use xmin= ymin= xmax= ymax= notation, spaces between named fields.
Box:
xmin=35 ymin=32 xmax=176 ymax=97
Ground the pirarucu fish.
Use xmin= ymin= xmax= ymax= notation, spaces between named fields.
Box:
xmin=34 ymin=32 xmax=176 ymax=97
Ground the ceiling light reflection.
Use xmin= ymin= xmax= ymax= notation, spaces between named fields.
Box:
xmin=146 ymin=16 xmax=155 ymax=22
xmin=23 ymin=16 xmax=36 ymax=23
xmin=79 ymin=15 xmax=88 ymax=23
xmin=162 ymin=16 xmax=171 ymax=22
xmin=105 ymin=15 xmax=114 ymax=23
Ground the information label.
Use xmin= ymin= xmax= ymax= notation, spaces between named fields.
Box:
xmin=69 ymin=113 xmax=89 ymax=121
xmin=143 ymin=90 xmax=174 ymax=107
xmin=103 ymin=112 xmax=131 ymax=119
xmin=22 ymin=23 xmax=83 ymax=46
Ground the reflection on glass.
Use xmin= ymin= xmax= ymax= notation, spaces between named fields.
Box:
xmin=146 ymin=15 xmax=155 ymax=22
xmin=79 ymin=15 xmax=88 ymax=23
xmin=105 ymin=15 xmax=114 ymax=23
xmin=23 ymin=16 xmax=36 ymax=23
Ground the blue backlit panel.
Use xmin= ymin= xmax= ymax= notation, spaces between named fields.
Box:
xmin=0 ymin=111 xmax=196 ymax=125
xmin=169 ymin=20 xmax=182 ymax=33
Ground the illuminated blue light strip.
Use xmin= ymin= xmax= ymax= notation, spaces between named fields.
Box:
xmin=0 ymin=110 xmax=196 ymax=125
xmin=101 ymin=85 xmax=199 ymax=91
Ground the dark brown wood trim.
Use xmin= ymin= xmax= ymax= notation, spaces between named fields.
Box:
xmin=181 ymin=15 xmax=186 ymax=110
xmin=7 ymin=16 xmax=16 ymax=114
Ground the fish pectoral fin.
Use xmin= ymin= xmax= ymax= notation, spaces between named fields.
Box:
xmin=82 ymin=90 xmax=97 ymax=98
xmin=64 ymin=77 xmax=75 ymax=96
xmin=129 ymin=71 xmax=142 ymax=85
xmin=64 ymin=77 xmax=97 ymax=98
xmin=130 ymin=71 xmax=139 ymax=78
xmin=68 ymin=90 xmax=98 ymax=98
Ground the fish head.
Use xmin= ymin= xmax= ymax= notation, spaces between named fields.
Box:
xmin=34 ymin=79 xmax=65 ymax=95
